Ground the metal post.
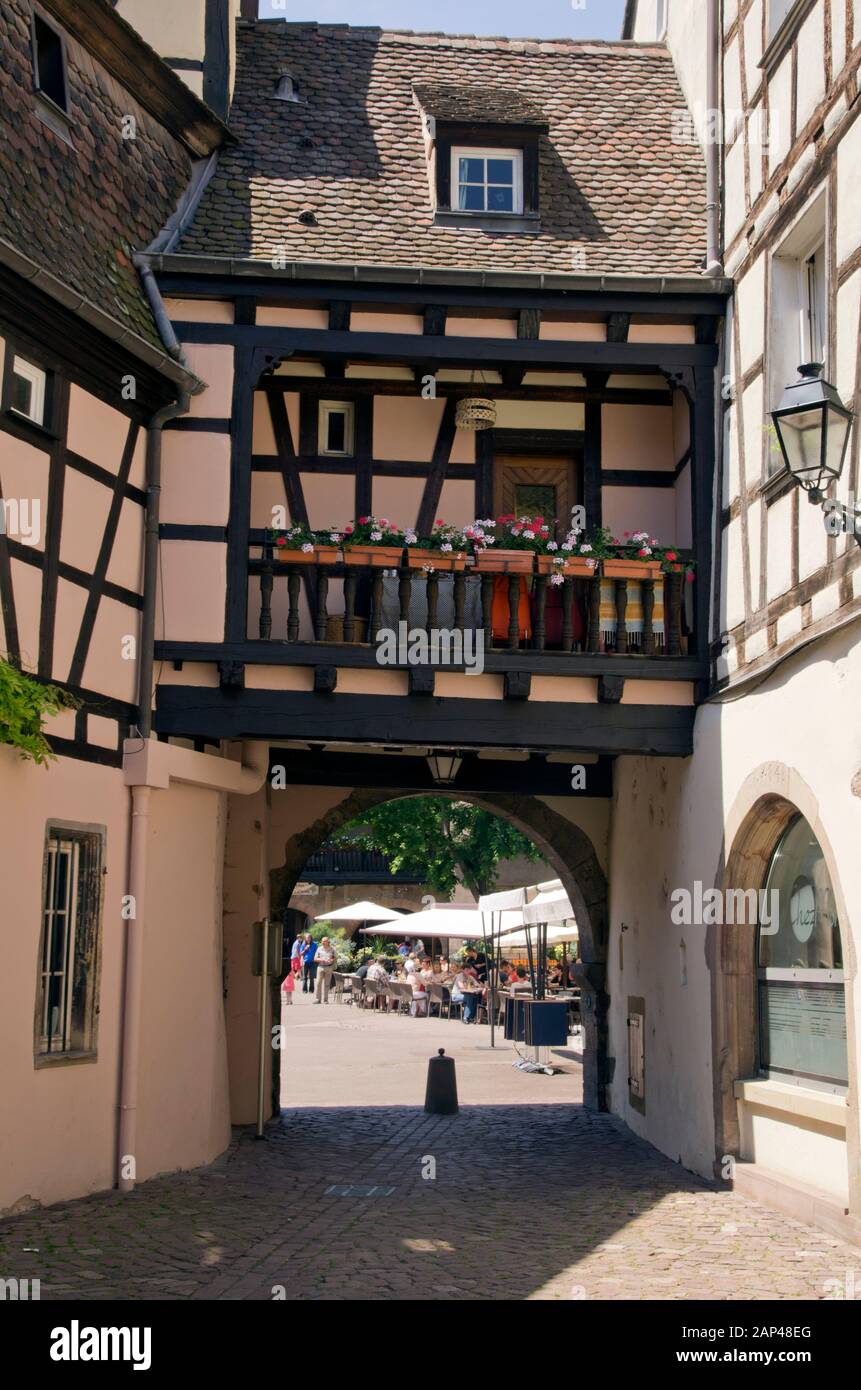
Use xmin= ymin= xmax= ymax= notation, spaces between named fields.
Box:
xmin=256 ymin=918 xmax=270 ymax=1139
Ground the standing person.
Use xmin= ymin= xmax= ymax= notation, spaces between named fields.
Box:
xmin=281 ymin=969 xmax=296 ymax=1006
xmin=290 ymin=933 xmax=304 ymax=979
xmin=301 ymin=932 xmax=318 ymax=993
xmin=314 ymin=936 xmax=336 ymax=1004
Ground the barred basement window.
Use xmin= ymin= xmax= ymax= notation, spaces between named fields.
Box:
xmin=36 ymin=825 xmax=104 ymax=1061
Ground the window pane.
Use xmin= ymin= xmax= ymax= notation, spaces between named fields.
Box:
xmin=487 ymin=185 xmax=514 ymax=212
xmin=514 ymin=484 xmax=557 ymax=517
xmin=758 ymin=814 xmax=842 ymax=969
xmin=459 ymin=184 xmax=485 ymax=211
xmin=35 ymin=17 xmax=67 ymax=110
xmin=326 ymin=411 xmax=346 ymax=453
xmin=759 ymin=982 xmax=848 ymax=1085
xmin=459 ymin=157 xmax=485 ymax=183
xmin=11 ymin=372 xmax=33 ymax=417
xmin=486 ymin=159 xmax=513 ymax=184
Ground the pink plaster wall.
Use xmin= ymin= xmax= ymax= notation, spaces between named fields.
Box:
xmin=539 ymin=319 xmax=607 ymax=341
xmin=161 ymin=433 xmax=231 ymax=525
xmin=82 ymin=597 xmax=140 ymax=704
xmin=183 ymin=345 xmax=234 ymax=417
xmin=602 ymin=486 xmax=677 ymax=544
xmin=158 ymin=541 xmax=227 ymax=642
xmin=0 ymin=434 xmax=50 ymax=552
xmin=67 ymin=387 xmax=130 ymax=473
xmin=60 ymin=469 xmax=112 ymax=573
xmin=602 ymin=404 xmax=675 ymax=469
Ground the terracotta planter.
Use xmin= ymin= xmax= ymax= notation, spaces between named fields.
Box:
xmin=275 ymin=544 xmax=341 ymax=565
xmin=473 ymin=548 xmax=535 ymax=574
xmin=405 ymin=547 xmax=469 ymax=572
xmin=342 ymin=544 xmax=405 ymax=568
xmin=602 ymin=558 xmax=664 ymax=581
xmin=535 ymin=554 xmax=597 ymax=578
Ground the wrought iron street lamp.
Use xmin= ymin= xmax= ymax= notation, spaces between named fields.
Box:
xmin=426 ymin=750 xmax=463 ymax=784
xmin=770 ymin=363 xmax=856 ymax=541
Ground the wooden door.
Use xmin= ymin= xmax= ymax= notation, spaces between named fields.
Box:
xmin=492 ymin=455 xmax=577 ymax=532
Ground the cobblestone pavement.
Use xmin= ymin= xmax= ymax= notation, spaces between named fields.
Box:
xmin=2 ymin=995 xmax=858 ymax=1301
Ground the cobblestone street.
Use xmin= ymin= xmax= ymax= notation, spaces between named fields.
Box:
xmin=2 ymin=994 xmax=858 ymax=1301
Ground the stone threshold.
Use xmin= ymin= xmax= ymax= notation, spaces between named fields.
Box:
xmin=732 ymin=1161 xmax=861 ymax=1253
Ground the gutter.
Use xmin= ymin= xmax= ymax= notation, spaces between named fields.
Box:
xmin=144 ymin=251 xmax=733 ymax=298
xmin=0 ymin=237 xmax=204 ymax=395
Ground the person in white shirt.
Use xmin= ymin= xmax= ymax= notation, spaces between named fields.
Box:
xmin=314 ymin=936 xmax=336 ymax=1003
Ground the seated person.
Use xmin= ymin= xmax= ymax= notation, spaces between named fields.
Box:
xmin=509 ymin=967 xmax=530 ymax=994
xmin=451 ymin=967 xmax=484 ymax=1024
xmin=409 ymin=972 xmax=428 ymax=1017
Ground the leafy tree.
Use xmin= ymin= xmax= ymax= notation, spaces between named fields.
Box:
xmin=0 ymin=659 xmax=80 ymax=766
xmin=330 ymin=797 xmax=542 ymax=899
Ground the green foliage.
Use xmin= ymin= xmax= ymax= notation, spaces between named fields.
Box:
xmin=330 ymin=797 xmax=542 ymax=899
xmin=0 ymin=660 xmax=80 ymax=766
xmin=304 ymin=921 xmax=356 ymax=970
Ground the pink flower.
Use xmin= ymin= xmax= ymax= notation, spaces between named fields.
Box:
xmin=344 ymin=524 xmax=354 ymax=534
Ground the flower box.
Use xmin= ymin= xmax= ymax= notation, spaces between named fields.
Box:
xmin=342 ymin=543 xmax=405 ymax=568
xmin=602 ymin=558 xmax=664 ymax=581
xmin=405 ymin=547 xmax=469 ymax=572
xmin=275 ymin=544 xmax=341 ymax=565
xmin=473 ymin=548 xmax=535 ymax=574
xmin=535 ymin=554 xmax=597 ymax=578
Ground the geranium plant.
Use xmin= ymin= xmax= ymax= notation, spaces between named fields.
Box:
xmin=269 ymin=521 xmax=318 ymax=554
xmin=617 ymin=531 xmax=695 ymax=576
xmin=347 ymin=516 xmax=412 ymax=547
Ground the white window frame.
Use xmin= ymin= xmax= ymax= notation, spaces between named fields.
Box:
xmin=11 ymin=356 xmax=47 ymax=426
xmin=451 ymin=146 xmax=524 ymax=216
xmin=318 ymin=400 xmax=355 ymax=457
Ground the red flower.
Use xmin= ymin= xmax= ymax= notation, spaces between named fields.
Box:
xmin=358 ymin=516 xmax=369 ymax=525
xmin=637 ymin=548 xmax=649 ymax=558
xmin=665 ymin=550 xmax=678 ymax=562
xmin=623 ymin=531 xmax=631 ymax=538
xmin=533 ymin=515 xmax=544 ymax=525
xmin=275 ymin=536 xmax=287 ymax=547
xmin=344 ymin=524 xmax=354 ymax=534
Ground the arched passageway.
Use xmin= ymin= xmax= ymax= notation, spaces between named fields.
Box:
xmin=270 ymin=787 xmax=610 ymax=1110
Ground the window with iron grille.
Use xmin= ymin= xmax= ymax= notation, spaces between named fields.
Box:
xmin=36 ymin=825 xmax=104 ymax=1061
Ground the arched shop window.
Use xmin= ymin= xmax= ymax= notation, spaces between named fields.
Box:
xmin=757 ymin=814 xmax=847 ymax=1091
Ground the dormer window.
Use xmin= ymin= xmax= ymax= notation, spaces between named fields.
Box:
xmin=452 ymin=148 xmax=523 ymax=214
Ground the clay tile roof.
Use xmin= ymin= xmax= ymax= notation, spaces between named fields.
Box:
xmin=412 ymin=82 xmax=548 ymax=128
xmin=179 ymin=22 xmax=706 ymax=278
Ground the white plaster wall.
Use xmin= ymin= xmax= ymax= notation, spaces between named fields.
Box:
xmin=606 ymin=625 xmax=861 ymax=1193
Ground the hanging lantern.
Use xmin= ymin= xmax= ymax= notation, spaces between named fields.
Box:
xmin=455 ymin=371 xmax=497 ymax=431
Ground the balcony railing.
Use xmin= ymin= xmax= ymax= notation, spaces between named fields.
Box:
xmin=249 ymin=543 xmax=694 ymax=659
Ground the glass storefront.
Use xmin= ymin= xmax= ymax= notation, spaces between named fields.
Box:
xmin=757 ymin=813 xmax=847 ymax=1089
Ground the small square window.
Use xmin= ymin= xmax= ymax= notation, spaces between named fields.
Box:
xmin=10 ymin=357 xmax=48 ymax=427
xmin=451 ymin=147 xmax=523 ymax=216
xmin=319 ymin=401 xmax=355 ymax=457
xmin=33 ymin=13 xmax=69 ymax=114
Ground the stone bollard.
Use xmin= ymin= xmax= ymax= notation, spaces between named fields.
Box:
xmin=424 ymin=1048 xmax=458 ymax=1115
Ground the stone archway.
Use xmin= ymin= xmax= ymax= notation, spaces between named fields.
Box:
xmin=270 ymin=787 xmax=610 ymax=1110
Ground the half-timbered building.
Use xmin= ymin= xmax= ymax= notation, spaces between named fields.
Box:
xmin=2 ymin=0 xmax=858 ymax=1249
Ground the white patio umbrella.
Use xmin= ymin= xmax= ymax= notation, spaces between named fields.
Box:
xmin=314 ymin=900 xmax=406 ymax=923
xmin=358 ymin=904 xmax=523 ymax=939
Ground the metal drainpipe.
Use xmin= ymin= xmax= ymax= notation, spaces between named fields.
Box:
xmin=118 ymin=260 xmax=194 ymax=1191
xmin=704 ymin=0 xmax=724 ymax=277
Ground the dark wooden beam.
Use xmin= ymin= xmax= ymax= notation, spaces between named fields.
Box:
xmin=606 ymin=313 xmax=631 ymax=342
xmin=38 ymin=378 xmax=70 ymax=678
xmin=262 ymin=377 xmax=673 ymax=406
xmin=328 ymin=301 xmax=352 ymax=331
xmin=171 ymin=322 xmax=721 ymax=370
xmin=423 ymin=305 xmax=447 ymax=336
xmin=266 ymin=393 xmax=308 ymax=525
xmin=156 ymin=686 xmax=695 ymax=755
xmin=583 ymin=373 xmax=605 ymax=531
xmin=226 ymin=348 xmax=255 ymax=642
xmin=415 ymin=398 xmax=457 ymax=536
xmin=266 ymin=748 xmax=614 ymax=797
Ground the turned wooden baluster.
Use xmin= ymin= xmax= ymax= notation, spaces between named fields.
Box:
xmin=667 ymin=571 xmax=682 ymax=655
xmin=259 ymin=555 xmax=273 ymax=640
xmin=534 ymin=574 xmax=547 ymax=652
xmin=286 ymin=569 xmax=300 ymax=641
xmin=561 ymin=577 xmax=574 ymax=653
xmin=642 ymin=578 xmax=655 ymax=657
xmin=481 ymin=573 xmax=494 ymax=650
xmin=507 ymin=574 xmax=521 ymax=651
xmin=398 ymin=564 xmax=411 ymax=626
xmin=587 ymin=573 xmax=600 ymax=653
xmin=614 ymin=579 xmax=628 ymax=653
xmin=370 ymin=570 xmax=384 ymax=642
xmin=315 ymin=564 xmax=329 ymax=642
xmin=425 ymin=570 xmax=439 ymax=636
xmin=453 ymin=571 xmax=466 ymax=634
xmin=343 ymin=569 xmax=357 ymax=643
